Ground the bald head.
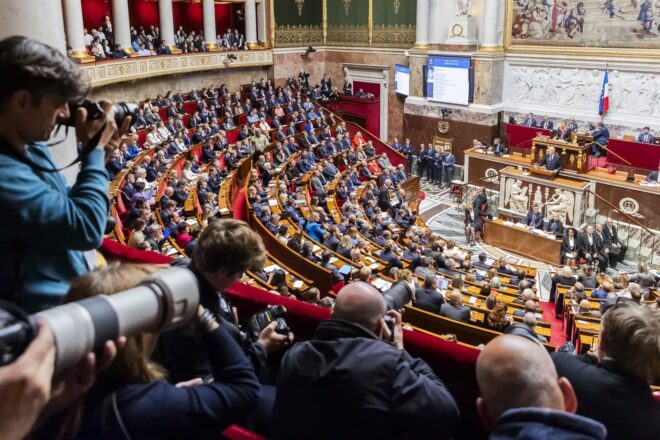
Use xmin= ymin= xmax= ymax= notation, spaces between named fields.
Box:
xmin=476 ymin=335 xmax=576 ymax=429
xmin=333 ymin=281 xmax=386 ymax=331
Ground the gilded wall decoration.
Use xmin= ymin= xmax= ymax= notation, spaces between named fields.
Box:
xmin=327 ymin=25 xmax=370 ymax=45
xmin=295 ymin=0 xmax=305 ymax=15
xmin=275 ymin=24 xmax=324 ymax=47
xmin=343 ymin=0 xmax=352 ymax=15
xmin=509 ymin=0 xmax=660 ymax=49
xmin=372 ymin=24 xmax=416 ymax=47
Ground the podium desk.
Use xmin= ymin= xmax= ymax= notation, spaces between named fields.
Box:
xmin=484 ymin=219 xmax=562 ymax=266
xmin=532 ymin=137 xmax=591 ymax=174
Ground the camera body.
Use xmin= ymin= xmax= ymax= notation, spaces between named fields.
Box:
xmin=246 ymin=305 xmax=290 ymax=341
xmin=65 ymin=99 xmax=139 ymax=128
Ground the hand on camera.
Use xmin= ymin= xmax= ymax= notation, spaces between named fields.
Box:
xmin=380 ymin=310 xmax=404 ymax=350
xmin=74 ymin=100 xmax=132 ymax=163
xmin=44 ymin=337 xmax=125 ymax=418
xmin=257 ymin=321 xmax=294 ymax=355
xmin=0 ymin=320 xmax=55 ymax=440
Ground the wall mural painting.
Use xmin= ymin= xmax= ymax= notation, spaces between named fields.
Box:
xmin=510 ymin=0 xmax=660 ymax=48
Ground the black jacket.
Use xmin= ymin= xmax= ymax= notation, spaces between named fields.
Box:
xmin=552 ymin=353 xmax=660 ymax=440
xmin=157 ymin=266 xmax=267 ymax=382
xmin=272 ymin=320 xmax=460 ymax=440
xmin=415 ymin=287 xmax=445 ymax=314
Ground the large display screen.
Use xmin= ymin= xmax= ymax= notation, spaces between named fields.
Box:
xmin=425 ymin=56 xmax=472 ymax=106
xmin=394 ymin=64 xmax=410 ymax=96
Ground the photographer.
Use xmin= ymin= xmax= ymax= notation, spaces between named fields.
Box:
xmin=36 ymin=263 xmax=260 ymax=439
xmin=0 ymin=36 xmax=130 ymax=312
xmin=272 ymin=282 xmax=460 ymax=439
xmin=157 ymin=220 xmax=293 ymax=432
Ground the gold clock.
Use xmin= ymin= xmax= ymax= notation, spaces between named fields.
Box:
xmin=438 ymin=120 xmax=450 ymax=134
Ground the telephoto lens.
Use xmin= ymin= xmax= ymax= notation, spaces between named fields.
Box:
xmin=35 ymin=267 xmax=199 ymax=373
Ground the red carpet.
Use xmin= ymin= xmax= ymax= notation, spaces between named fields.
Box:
xmin=539 ymin=301 xmax=566 ymax=348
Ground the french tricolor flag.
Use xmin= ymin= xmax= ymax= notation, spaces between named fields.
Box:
xmin=599 ymin=69 xmax=609 ymax=115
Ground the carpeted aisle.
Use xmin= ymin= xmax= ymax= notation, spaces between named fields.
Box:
xmin=539 ymin=301 xmax=566 ymax=348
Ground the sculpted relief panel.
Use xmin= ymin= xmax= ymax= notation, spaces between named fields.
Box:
xmin=503 ymin=64 xmax=660 ymax=117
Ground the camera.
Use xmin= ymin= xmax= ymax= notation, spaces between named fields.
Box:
xmin=246 ymin=305 xmax=290 ymax=341
xmin=383 ymin=314 xmax=396 ymax=341
xmin=0 ymin=267 xmax=199 ymax=373
xmin=383 ymin=282 xmax=414 ymax=311
xmin=65 ymin=99 xmax=139 ymax=128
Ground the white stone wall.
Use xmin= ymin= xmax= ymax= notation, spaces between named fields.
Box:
xmin=501 ymin=54 xmax=660 ymax=131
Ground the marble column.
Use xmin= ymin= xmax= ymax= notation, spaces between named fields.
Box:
xmin=159 ymin=0 xmax=176 ymax=50
xmin=0 ymin=0 xmax=78 ymax=182
xmin=414 ymin=0 xmax=430 ymax=48
xmin=202 ymin=0 xmax=218 ymax=50
xmin=245 ymin=0 xmax=258 ymax=48
xmin=111 ymin=0 xmax=132 ymax=53
xmin=480 ymin=0 xmax=501 ymax=49
xmin=62 ymin=0 xmax=94 ymax=62
xmin=256 ymin=0 xmax=268 ymax=47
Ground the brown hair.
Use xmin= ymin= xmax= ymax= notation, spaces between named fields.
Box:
xmin=59 ymin=264 xmax=167 ymax=439
xmin=192 ymin=219 xmax=266 ymax=275
xmin=601 ymin=301 xmax=660 ymax=384
xmin=487 ymin=302 xmax=509 ymax=330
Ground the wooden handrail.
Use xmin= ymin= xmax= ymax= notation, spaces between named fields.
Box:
xmin=584 ymin=189 xmax=658 ymax=237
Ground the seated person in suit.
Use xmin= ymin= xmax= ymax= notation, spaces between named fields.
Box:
xmin=577 ymin=299 xmax=599 ymax=318
xmin=513 ymin=300 xmax=537 ymax=318
xmin=539 ymin=117 xmax=554 ymax=130
xmin=414 ymin=275 xmax=445 ymax=314
xmin=473 ymin=253 xmax=491 ymax=270
xmin=545 ymin=212 xmax=564 ymax=235
xmin=551 ymin=121 xmax=572 ymax=142
xmin=637 ymin=126 xmax=655 ymax=144
xmin=645 ymin=164 xmax=660 ymax=183
xmin=578 ymin=225 xmax=608 ymax=273
xmin=591 ymin=281 xmax=612 ymax=299
xmin=490 ymin=138 xmax=508 ymax=156
xmin=561 ymin=227 xmax=579 ymax=267
xmin=535 ymin=145 xmax=562 ymax=174
xmin=521 ymin=113 xmax=537 ymax=127
xmin=439 ymin=290 xmax=471 ymax=323
xmin=523 ymin=204 xmax=544 ymax=229
xmin=589 ymin=122 xmax=610 ymax=158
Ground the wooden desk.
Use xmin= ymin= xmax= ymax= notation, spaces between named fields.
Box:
xmin=484 ymin=219 xmax=562 ymax=266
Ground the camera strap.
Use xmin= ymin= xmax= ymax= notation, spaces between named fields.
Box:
xmin=0 ymin=123 xmax=105 ymax=173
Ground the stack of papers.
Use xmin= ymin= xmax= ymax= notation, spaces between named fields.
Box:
xmin=469 ymin=296 xmax=477 ymax=304
xmin=371 ymin=278 xmax=392 ymax=291
xmin=292 ymin=280 xmax=303 ymax=289
xmin=263 ymin=265 xmax=278 ymax=273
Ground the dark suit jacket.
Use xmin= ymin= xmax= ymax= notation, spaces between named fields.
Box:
xmin=537 ymin=153 xmax=562 ymax=172
xmin=602 ymin=224 xmax=621 ymax=245
xmin=415 ymin=288 xmax=445 ymax=314
xmin=578 ymin=233 xmax=599 ymax=256
xmin=545 ymin=219 xmax=564 ymax=235
xmin=524 ymin=211 xmax=544 ymax=229
xmin=439 ymin=303 xmax=471 ymax=323
xmin=377 ymin=186 xmax=392 ymax=211
xmin=552 ymin=353 xmax=660 ymax=440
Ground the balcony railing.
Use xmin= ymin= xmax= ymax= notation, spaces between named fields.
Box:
xmin=80 ymin=49 xmax=273 ymax=88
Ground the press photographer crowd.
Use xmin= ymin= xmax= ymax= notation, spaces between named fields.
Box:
xmin=0 ymin=33 xmax=659 ymax=440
